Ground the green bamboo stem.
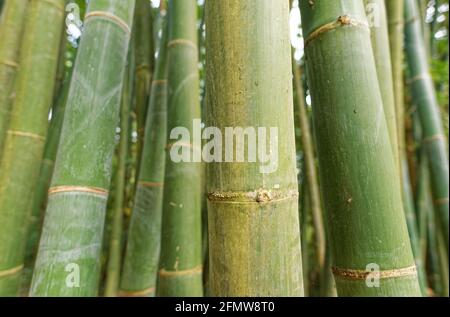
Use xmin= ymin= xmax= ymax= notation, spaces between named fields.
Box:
xmin=134 ymin=0 xmax=155 ymax=172
xmin=157 ymin=0 xmax=203 ymax=297
xmin=0 ymin=0 xmax=65 ymax=297
xmin=386 ymin=0 xmax=406 ymax=160
xmin=30 ymin=0 xmax=135 ymax=297
xmin=120 ymin=18 xmax=169 ymax=298
xmin=299 ymin=1 xmax=420 ymax=296
xmin=21 ymin=61 xmax=73 ymax=295
xmin=0 ymin=0 xmax=28 ymax=157
xmin=206 ymin=0 xmax=303 ymax=296
xmin=365 ymin=0 xmax=400 ymax=169
xmin=104 ymin=62 xmax=131 ymax=297
xmin=292 ymin=58 xmax=326 ymax=271
xmin=404 ymin=0 xmax=449 ymax=257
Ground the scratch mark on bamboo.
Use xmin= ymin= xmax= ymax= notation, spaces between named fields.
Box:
xmin=7 ymin=130 xmax=45 ymax=141
xmin=118 ymin=287 xmax=155 ymax=297
xmin=0 ymin=264 xmax=24 ymax=278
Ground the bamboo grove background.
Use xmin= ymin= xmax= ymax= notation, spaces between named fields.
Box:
xmin=0 ymin=0 xmax=448 ymax=297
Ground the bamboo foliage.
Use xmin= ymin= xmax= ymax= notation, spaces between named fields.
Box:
xmin=299 ymin=1 xmax=420 ymax=296
xmin=120 ymin=18 xmax=168 ymax=297
xmin=404 ymin=0 xmax=449 ymax=258
xmin=157 ymin=0 xmax=203 ymax=297
xmin=30 ymin=0 xmax=135 ymax=296
xmin=0 ymin=0 xmax=28 ymax=156
xmin=206 ymin=0 xmax=303 ymax=296
xmin=0 ymin=0 xmax=65 ymax=297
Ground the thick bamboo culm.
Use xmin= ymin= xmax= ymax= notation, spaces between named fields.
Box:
xmin=120 ymin=17 xmax=169 ymax=298
xmin=0 ymin=0 xmax=65 ymax=296
xmin=206 ymin=0 xmax=303 ymax=296
xmin=299 ymin=1 xmax=421 ymax=296
xmin=30 ymin=0 xmax=135 ymax=296
xmin=157 ymin=0 xmax=203 ymax=297
xmin=404 ymin=0 xmax=449 ymax=258
xmin=0 ymin=0 xmax=28 ymax=157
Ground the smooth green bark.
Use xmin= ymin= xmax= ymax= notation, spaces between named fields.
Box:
xmin=30 ymin=0 xmax=135 ymax=297
xmin=205 ymin=0 xmax=303 ymax=296
xmin=300 ymin=0 xmax=420 ymax=296
xmin=0 ymin=0 xmax=65 ymax=296
xmin=157 ymin=0 xmax=203 ymax=297
xmin=120 ymin=18 xmax=168 ymax=297
xmin=404 ymin=0 xmax=449 ymax=257
xmin=0 ymin=0 xmax=28 ymax=157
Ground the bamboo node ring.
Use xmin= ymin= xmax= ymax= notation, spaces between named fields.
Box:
xmin=407 ymin=72 xmax=431 ymax=84
xmin=138 ymin=181 xmax=164 ymax=188
xmin=48 ymin=186 xmax=109 ymax=197
xmin=0 ymin=60 xmax=19 ymax=69
xmin=118 ymin=287 xmax=155 ymax=297
xmin=168 ymin=39 xmax=198 ymax=51
xmin=305 ymin=15 xmax=369 ymax=47
xmin=332 ymin=265 xmax=417 ymax=280
xmin=0 ymin=264 xmax=24 ymax=278
xmin=422 ymin=134 xmax=446 ymax=144
xmin=152 ymin=79 xmax=168 ymax=85
xmin=7 ymin=130 xmax=45 ymax=141
xmin=84 ymin=11 xmax=131 ymax=35
xmin=434 ymin=197 xmax=449 ymax=206
xmin=208 ymin=189 xmax=298 ymax=204
xmin=159 ymin=266 xmax=203 ymax=277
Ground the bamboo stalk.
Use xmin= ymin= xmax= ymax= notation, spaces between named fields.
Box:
xmin=404 ymin=0 xmax=449 ymax=257
xmin=386 ymin=0 xmax=406 ymax=159
xmin=205 ymin=0 xmax=303 ymax=296
xmin=157 ymin=0 xmax=203 ymax=297
xmin=120 ymin=17 xmax=169 ymax=298
xmin=134 ymin=0 xmax=154 ymax=171
xmin=30 ymin=0 xmax=135 ymax=297
xmin=365 ymin=0 xmax=400 ymax=169
xmin=0 ymin=0 xmax=65 ymax=297
xmin=0 ymin=0 xmax=28 ymax=157
xmin=292 ymin=57 xmax=326 ymax=272
xmin=299 ymin=1 xmax=420 ymax=296
xmin=104 ymin=56 xmax=132 ymax=298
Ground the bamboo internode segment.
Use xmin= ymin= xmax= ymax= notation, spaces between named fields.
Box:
xmin=7 ymin=130 xmax=45 ymax=141
xmin=0 ymin=59 xmax=19 ymax=68
xmin=48 ymin=186 xmax=109 ymax=198
xmin=0 ymin=264 xmax=24 ymax=278
xmin=85 ymin=11 xmax=131 ymax=35
xmin=118 ymin=287 xmax=155 ymax=297
xmin=332 ymin=265 xmax=417 ymax=280
xmin=208 ymin=189 xmax=298 ymax=204
xmin=167 ymin=39 xmax=198 ymax=51
xmin=39 ymin=0 xmax=65 ymax=13
xmin=305 ymin=15 xmax=369 ymax=47
xmin=159 ymin=266 xmax=203 ymax=277
xmin=138 ymin=181 xmax=164 ymax=188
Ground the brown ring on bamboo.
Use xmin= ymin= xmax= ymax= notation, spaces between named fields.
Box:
xmin=0 ymin=60 xmax=19 ymax=69
xmin=48 ymin=186 xmax=109 ymax=197
xmin=208 ymin=189 xmax=299 ymax=204
xmin=168 ymin=39 xmax=198 ymax=51
xmin=158 ymin=265 xmax=203 ymax=277
xmin=152 ymin=79 xmax=168 ymax=85
xmin=0 ymin=264 xmax=24 ymax=278
xmin=7 ymin=130 xmax=45 ymax=142
xmin=332 ymin=265 xmax=417 ymax=280
xmin=434 ymin=197 xmax=449 ymax=206
xmin=405 ymin=16 xmax=419 ymax=26
xmin=422 ymin=133 xmax=446 ymax=144
xmin=138 ymin=181 xmax=164 ymax=188
xmin=84 ymin=11 xmax=131 ymax=35
xmin=118 ymin=287 xmax=155 ymax=297
xmin=305 ymin=15 xmax=369 ymax=48
xmin=407 ymin=72 xmax=431 ymax=84
xmin=40 ymin=0 xmax=65 ymax=13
